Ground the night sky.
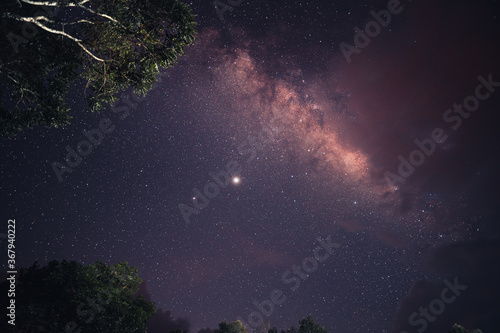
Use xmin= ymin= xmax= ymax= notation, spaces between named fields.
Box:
xmin=2 ymin=0 xmax=500 ymax=332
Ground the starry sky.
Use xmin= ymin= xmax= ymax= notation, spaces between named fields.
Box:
xmin=2 ymin=0 xmax=500 ymax=332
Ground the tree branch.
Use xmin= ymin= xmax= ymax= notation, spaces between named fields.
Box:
xmin=2 ymin=73 xmax=19 ymax=85
xmin=32 ymin=15 xmax=93 ymax=25
xmin=77 ymin=4 xmax=125 ymax=28
xmin=63 ymin=19 xmax=93 ymax=25
xmin=7 ymin=14 xmax=106 ymax=62
xmin=20 ymin=0 xmax=90 ymax=6
xmin=31 ymin=15 xmax=54 ymax=23
xmin=20 ymin=1 xmax=123 ymax=28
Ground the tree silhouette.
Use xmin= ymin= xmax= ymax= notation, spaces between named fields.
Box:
xmin=1 ymin=260 xmax=156 ymax=332
xmin=0 ymin=0 xmax=197 ymax=136
xmin=449 ymin=323 xmax=484 ymax=333
xmin=215 ymin=320 xmax=249 ymax=333
xmin=280 ymin=316 xmax=328 ymax=333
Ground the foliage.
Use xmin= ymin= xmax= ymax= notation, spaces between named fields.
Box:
xmin=215 ymin=320 xmax=249 ymax=333
xmin=449 ymin=323 xmax=484 ymax=333
xmin=0 ymin=259 xmax=156 ymax=333
xmin=0 ymin=0 xmax=197 ymax=137
xmin=279 ymin=316 xmax=328 ymax=333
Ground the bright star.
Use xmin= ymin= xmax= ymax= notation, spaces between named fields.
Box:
xmin=232 ymin=176 xmax=241 ymax=184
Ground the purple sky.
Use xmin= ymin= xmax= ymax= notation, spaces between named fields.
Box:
xmin=2 ymin=1 xmax=500 ymax=332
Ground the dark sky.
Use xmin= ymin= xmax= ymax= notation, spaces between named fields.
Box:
xmin=2 ymin=0 xmax=500 ymax=332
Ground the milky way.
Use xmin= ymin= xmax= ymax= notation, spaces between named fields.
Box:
xmin=175 ymin=26 xmax=470 ymax=247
